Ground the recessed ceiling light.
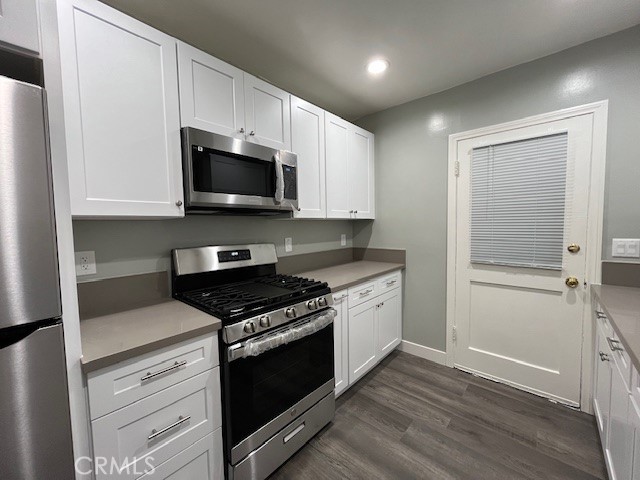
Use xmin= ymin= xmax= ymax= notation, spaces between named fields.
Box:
xmin=367 ymin=58 xmax=389 ymax=75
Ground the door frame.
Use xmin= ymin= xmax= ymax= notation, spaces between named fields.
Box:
xmin=446 ymin=101 xmax=608 ymax=412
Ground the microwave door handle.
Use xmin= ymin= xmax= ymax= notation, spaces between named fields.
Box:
xmin=274 ymin=153 xmax=285 ymax=203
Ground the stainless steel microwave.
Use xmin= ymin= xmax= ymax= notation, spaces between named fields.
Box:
xmin=181 ymin=127 xmax=298 ymax=214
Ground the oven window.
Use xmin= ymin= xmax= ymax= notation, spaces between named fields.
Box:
xmin=225 ymin=323 xmax=333 ymax=447
xmin=192 ymin=146 xmax=275 ymax=197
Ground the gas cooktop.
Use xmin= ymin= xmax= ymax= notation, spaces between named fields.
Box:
xmin=180 ymin=274 xmax=329 ymax=322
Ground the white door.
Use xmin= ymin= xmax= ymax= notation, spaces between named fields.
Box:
xmin=291 ymin=97 xmax=326 ymax=219
xmin=325 ymin=113 xmax=350 ymax=219
xmin=453 ymin=114 xmax=594 ymax=405
xmin=348 ymin=125 xmax=375 ymax=219
xmin=0 ymin=0 xmax=39 ymax=52
xmin=333 ymin=291 xmax=349 ymax=397
xmin=177 ymin=41 xmax=245 ymax=139
xmin=244 ymin=74 xmax=291 ymax=150
xmin=57 ymin=0 xmax=183 ymax=218
xmin=348 ymin=299 xmax=377 ymax=384
xmin=377 ymin=289 xmax=402 ymax=357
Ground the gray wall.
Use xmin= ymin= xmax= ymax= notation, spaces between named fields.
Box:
xmin=73 ymin=217 xmax=353 ymax=281
xmin=355 ymin=26 xmax=640 ymax=352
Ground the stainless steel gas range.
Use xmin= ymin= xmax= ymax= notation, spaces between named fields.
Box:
xmin=172 ymin=244 xmax=335 ymax=480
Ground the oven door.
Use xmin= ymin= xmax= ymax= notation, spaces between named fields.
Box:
xmin=182 ymin=127 xmax=297 ymax=212
xmin=224 ymin=309 xmax=335 ymax=465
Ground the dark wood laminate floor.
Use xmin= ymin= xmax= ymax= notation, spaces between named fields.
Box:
xmin=270 ymin=351 xmax=607 ymax=480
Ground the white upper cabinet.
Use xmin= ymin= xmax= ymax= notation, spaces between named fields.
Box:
xmin=244 ymin=74 xmax=291 ymax=151
xmin=325 ymin=113 xmax=350 ymax=219
xmin=348 ymin=125 xmax=375 ymax=219
xmin=0 ymin=0 xmax=40 ymax=53
xmin=177 ymin=41 xmax=245 ymax=139
xmin=57 ymin=0 xmax=183 ymax=218
xmin=326 ymin=113 xmax=375 ymax=219
xmin=291 ymin=96 xmax=326 ymax=219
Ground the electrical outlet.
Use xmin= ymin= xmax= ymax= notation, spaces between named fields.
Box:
xmin=284 ymin=237 xmax=293 ymax=253
xmin=75 ymin=251 xmax=97 ymax=276
xmin=341 ymin=234 xmax=347 ymax=247
xmin=612 ymin=239 xmax=640 ymax=258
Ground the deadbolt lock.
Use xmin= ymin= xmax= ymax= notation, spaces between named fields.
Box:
xmin=565 ymin=276 xmax=580 ymax=288
xmin=567 ymin=244 xmax=580 ymax=253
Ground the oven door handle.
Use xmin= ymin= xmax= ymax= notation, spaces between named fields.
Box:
xmin=228 ymin=308 xmax=336 ymax=362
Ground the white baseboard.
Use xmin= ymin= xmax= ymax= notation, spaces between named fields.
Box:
xmin=398 ymin=340 xmax=447 ymax=365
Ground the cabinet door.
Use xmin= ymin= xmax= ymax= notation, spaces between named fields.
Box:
xmin=377 ymin=288 xmax=402 ymax=358
xmin=348 ymin=299 xmax=377 ymax=384
xmin=291 ymin=96 xmax=326 ymax=218
xmin=631 ymin=397 xmax=640 ymax=480
xmin=57 ymin=0 xmax=183 ymax=218
xmin=0 ymin=0 xmax=39 ymax=53
xmin=244 ymin=74 xmax=291 ymax=150
xmin=608 ymin=363 xmax=633 ymax=480
xmin=333 ymin=291 xmax=349 ymax=397
xmin=177 ymin=41 xmax=245 ymax=138
xmin=348 ymin=125 xmax=375 ymax=219
xmin=325 ymin=113 xmax=350 ymax=219
xmin=594 ymin=325 xmax=612 ymax=444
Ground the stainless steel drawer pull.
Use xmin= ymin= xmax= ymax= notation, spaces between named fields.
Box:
xmin=359 ymin=289 xmax=373 ymax=297
xmin=283 ymin=422 xmax=305 ymax=444
xmin=148 ymin=415 xmax=191 ymax=440
xmin=595 ymin=311 xmax=607 ymax=319
xmin=385 ymin=280 xmax=397 ymax=286
xmin=607 ymin=337 xmax=624 ymax=352
xmin=599 ymin=352 xmax=609 ymax=362
xmin=141 ymin=360 xmax=187 ymax=383
xmin=334 ymin=294 xmax=348 ymax=300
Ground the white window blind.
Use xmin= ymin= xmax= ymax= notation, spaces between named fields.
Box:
xmin=470 ymin=132 xmax=568 ymax=270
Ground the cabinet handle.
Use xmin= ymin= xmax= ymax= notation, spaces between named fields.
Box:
xmin=239 ymin=127 xmax=245 ymax=133
xmin=141 ymin=360 xmax=187 ymax=383
xmin=385 ymin=280 xmax=397 ymax=286
xmin=249 ymin=130 xmax=255 ymax=136
xmin=595 ymin=311 xmax=607 ymax=319
xmin=148 ymin=415 xmax=190 ymax=440
xmin=334 ymin=294 xmax=348 ymax=300
xmin=599 ymin=351 xmax=609 ymax=362
xmin=359 ymin=289 xmax=373 ymax=297
xmin=175 ymin=200 xmax=183 ymax=207
xmin=606 ymin=337 xmax=624 ymax=352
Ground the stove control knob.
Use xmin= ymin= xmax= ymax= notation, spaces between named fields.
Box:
xmin=243 ymin=321 xmax=256 ymax=334
xmin=285 ymin=307 xmax=297 ymax=318
xmin=259 ymin=316 xmax=271 ymax=328
xmin=307 ymin=300 xmax=318 ymax=310
xmin=317 ymin=297 xmax=328 ymax=307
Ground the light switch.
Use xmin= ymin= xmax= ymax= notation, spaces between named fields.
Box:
xmin=612 ymin=238 xmax=640 ymax=258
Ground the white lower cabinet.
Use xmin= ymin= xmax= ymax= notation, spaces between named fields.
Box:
xmin=333 ymin=290 xmax=349 ymax=397
xmin=340 ymin=270 xmax=402 ymax=390
xmin=87 ymin=333 xmax=223 ymax=480
xmin=593 ymin=306 xmax=638 ymax=480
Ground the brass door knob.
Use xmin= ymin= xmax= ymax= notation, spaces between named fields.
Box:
xmin=565 ymin=276 xmax=580 ymax=288
xmin=567 ymin=244 xmax=580 ymax=253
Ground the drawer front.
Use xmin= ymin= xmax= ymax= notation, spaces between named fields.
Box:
xmin=348 ymin=280 xmax=377 ymax=307
xmin=595 ymin=304 xmax=613 ymax=337
xmin=138 ymin=430 xmax=223 ymax=480
xmin=608 ymin=330 xmax=632 ymax=393
xmin=92 ymin=369 xmax=221 ymax=480
xmin=632 ymin=367 xmax=640 ymax=410
xmin=377 ymin=270 xmax=402 ymax=293
xmin=88 ymin=333 xmax=218 ymax=419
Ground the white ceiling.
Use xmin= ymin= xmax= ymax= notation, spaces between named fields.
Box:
xmin=100 ymin=0 xmax=640 ymax=120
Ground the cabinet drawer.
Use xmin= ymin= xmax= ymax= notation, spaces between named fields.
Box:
xmin=632 ymin=367 xmax=640 ymax=412
xmin=377 ymin=271 xmax=402 ymax=293
xmin=609 ymin=330 xmax=632 ymax=393
xmin=348 ymin=280 xmax=377 ymax=307
xmin=595 ymin=304 xmax=613 ymax=337
xmin=138 ymin=429 xmax=223 ymax=479
xmin=88 ymin=333 xmax=218 ymax=419
xmin=92 ymin=369 xmax=221 ymax=480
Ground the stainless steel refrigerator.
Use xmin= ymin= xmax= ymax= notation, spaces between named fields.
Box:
xmin=0 ymin=69 xmax=75 ymax=478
